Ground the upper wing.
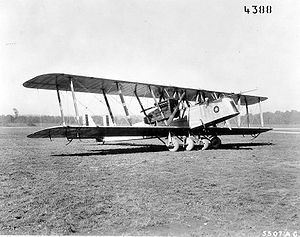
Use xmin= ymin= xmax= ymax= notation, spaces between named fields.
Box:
xmin=23 ymin=73 xmax=267 ymax=105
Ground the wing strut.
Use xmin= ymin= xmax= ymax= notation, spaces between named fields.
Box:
xmin=200 ymin=91 xmax=205 ymax=103
xmin=166 ymin=92 xmax=186 ymax=126
xmin=69 ymin=77 xmax=80 ymax=125
xmin=237 ymin=96 xmax=241 ymax=127
xmin=116 ymin=82 xmax=132 ymax=126
xmin=134 ymin=86 xmax=151 ymax=123
xmin=259 ymin=98 xmax=264 ymax=127
xmin=102 ymin=89 xmax=116 ymax=126
xmin=245 ymin=96 xmax=250 ymax=127
xmin=55 ymin=77 xmax=66 ymax=126
xmin=164 ymin=88 xmax=170 ymax=98
xmin=149 ymin=85 xmax=167 ymax=125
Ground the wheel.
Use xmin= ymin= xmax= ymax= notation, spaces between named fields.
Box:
xmin=201 ymin=138 xmax=210 ymax=150
xmin=96 ymin=137 xmax=104 ymax=144
xmin=210 ymin=136 xmax=221 ymax=149
xmin=168 ymin=137 xmax=180 ymax=152
xmin=185 ymin=137 xmax=194 ymax=151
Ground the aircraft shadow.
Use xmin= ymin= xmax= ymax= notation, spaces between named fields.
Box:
xmin=219 ymin=142 xmax=273 ymax=150
xmin=52 ymin=144 xmax=168 ymax=157
xmin=52 ymin=142 xmax=273 ymax=156
xmin=85 ymin=142 xmax=159 ymax=147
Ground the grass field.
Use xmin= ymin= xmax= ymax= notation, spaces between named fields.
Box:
xmin=0 ymin=127 xmax=299 ymax=236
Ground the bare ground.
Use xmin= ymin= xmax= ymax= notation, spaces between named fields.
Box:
xmin=0 ymin=127 xmax=299 ymax=236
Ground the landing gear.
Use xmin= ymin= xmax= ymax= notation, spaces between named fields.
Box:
xmin=201 ymin=138 xmax=211 ymax=150
xmin=185 ymin=137 xmax=195 ymax=151
xmin=210 ymin=136 xmax=222 ymax=149
xmin=96 ymin=137 xmax=105 ymax=144
xmin=168 ymin=137 xmax=180 ymax=152
xmin=162 ymin=133 xmax=222 ymax=152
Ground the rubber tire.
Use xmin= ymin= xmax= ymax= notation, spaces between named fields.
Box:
xmin=168 ymin=138 xmax=180 ymax=152
xmin=185 ymin=137 xmax=194 ymax=151
xmin=210 ymin=136 xmax=221 ymax=149
xmin=202 ymin=138 xmax=211 ymax=150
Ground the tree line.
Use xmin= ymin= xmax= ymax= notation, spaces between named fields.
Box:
xmin=0 ymin=114 xmax=143 ymax=126
xmin=246 ymin=110 xmax=300 ymax=125
xmin=1 ymin=110 xmax=300 ymax=126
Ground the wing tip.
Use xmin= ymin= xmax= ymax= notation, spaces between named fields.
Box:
xmin=23 ymin=73 xmax=67 ymax=88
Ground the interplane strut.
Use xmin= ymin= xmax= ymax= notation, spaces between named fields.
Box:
xmin=55 ymin=76 xmax=66 ymax=126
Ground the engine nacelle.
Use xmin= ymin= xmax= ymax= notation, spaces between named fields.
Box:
xmin=188 ymin=97 xmax=239 ymax=129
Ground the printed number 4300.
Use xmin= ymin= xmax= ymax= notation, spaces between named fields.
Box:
xmin=244 ymin=6 xmax=272 ymax=14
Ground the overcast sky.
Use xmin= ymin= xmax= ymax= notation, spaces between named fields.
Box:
xmin=1 ymin=0 xmax=300 ymax=117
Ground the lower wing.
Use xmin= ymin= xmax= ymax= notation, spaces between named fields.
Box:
xmin=197 ymin=126 xmax=272 ymax=136
xmin=27 ymin=125 xmax=272 ymax=139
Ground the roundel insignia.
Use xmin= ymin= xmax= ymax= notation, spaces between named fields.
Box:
xmin=213 ymin=106 xmax=220 ymax=113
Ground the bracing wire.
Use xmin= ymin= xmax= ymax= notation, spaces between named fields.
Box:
xmin=108 ymin=94 xmax=136 ymax=115
xmin=63 ymin=91 xmax=75 ymax=125
xmin=76 ymin=80 xmax=106 ymax=106
xmin=76 ymin=99 xmax=95 ymax=116
xmin=248 ymin=103 xmax=260 ymax=126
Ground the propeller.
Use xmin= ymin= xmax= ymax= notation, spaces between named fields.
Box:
xmin=239 ymin=87 xmax=258 ymax=95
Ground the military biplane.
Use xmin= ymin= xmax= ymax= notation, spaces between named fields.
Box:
xmin=23 ymin=73 xmax=272 ymax=151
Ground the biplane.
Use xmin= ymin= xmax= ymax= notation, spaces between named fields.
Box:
xmin=23 ymin=73 xmax=272 ymax=151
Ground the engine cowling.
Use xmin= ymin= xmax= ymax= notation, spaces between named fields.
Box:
xmin=188 ymin=97 xmax=239 ymax=129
